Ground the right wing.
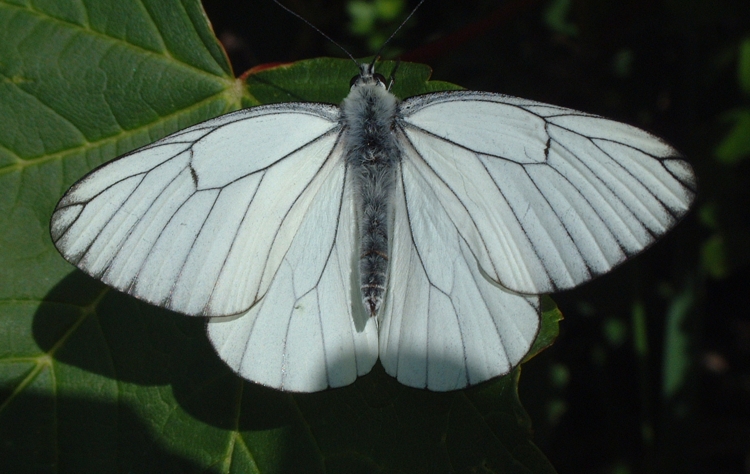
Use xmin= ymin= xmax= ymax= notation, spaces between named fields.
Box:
xmin=398 ymin=91 xmax=695 ymax=295
xmin=50 ymin=103 xmax=343 ymax=317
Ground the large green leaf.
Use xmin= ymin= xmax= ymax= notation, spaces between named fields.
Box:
xmin=0 ymin=0 xmax=559 ymax=472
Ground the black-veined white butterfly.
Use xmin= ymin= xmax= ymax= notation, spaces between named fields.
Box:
xmin=50 ymin=49 xmax=696 ymax=393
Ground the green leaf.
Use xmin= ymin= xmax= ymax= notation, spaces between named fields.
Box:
xmin=701 ymin=234 xmax=728 ymax=278
xmin=738 ymin=37 xmax=750 ymax=95
xmin=0 ymin=1 xmax=558 ymax=472
xmin=543 ymin=0 xmax=579 ymax=38
xmin=661 ymin=282 xmax=695 ymax=399
xmin=242 ymin=57 xmax=461 ymax=106
xmin=715 ymin=109 xmax=750 ymax=164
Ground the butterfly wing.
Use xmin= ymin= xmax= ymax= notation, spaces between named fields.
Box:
xmin=50 ymin=103 xmax=344 ymax=317
xmin=397 ymin=91 xmax=696 ymax=295
xmin=378 ymin=160 xmax=541 ymax=391
xmin=52 ymin=102 xmax=380 ymax=391
xmin=207 ymin=152 xmax=379 ymax=391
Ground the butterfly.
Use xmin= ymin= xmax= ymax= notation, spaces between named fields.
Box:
xmin=50 ymin=58 xmax=696 ymax=392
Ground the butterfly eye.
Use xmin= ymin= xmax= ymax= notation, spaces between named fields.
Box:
xmin=349 ymin=75 xmax=359 ymax=87
xmin=374 ymin=73 xmax=387 ymax=85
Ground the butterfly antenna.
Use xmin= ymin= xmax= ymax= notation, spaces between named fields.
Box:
xmin=387 ymin=59 xmax=401 ymax=90
xmin=272 ymin=0 xmax=358 ymax=66
xmin=373 ymin=0 xmax=427 ymax=62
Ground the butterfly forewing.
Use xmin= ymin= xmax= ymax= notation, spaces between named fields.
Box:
xmin=51 ymin=104 xmax=342 ymax=317
xmin=398 ymin=91 xmax=696 ymax=295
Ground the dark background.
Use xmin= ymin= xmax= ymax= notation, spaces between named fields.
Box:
xmin=201 ymin=1 xmax=750 ymax=472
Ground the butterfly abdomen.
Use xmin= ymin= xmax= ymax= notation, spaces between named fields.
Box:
xmin=341 ymin=81 xmax=401 ymax=317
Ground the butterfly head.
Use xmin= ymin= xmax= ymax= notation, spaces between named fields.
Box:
xmin=350 ymin=63 xmax=387 ymax=90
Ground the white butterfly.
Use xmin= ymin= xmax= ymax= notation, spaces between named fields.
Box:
xmin=50 ymin=60 xmax=695 ymax=392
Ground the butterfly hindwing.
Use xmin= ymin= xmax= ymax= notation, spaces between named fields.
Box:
xmin=378 ymin=151 xmax=541 ymax=391
xmin=207 ymin=149 xmax=379 ymax=391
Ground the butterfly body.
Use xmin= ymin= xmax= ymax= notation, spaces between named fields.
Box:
xmin=342 ymin=64 xmax=401 ymax=317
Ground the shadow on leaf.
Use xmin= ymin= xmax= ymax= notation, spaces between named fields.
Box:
xmin=27 ymin=270 xmax=557 ymax=472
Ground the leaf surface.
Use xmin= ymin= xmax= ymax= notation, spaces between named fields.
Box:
xmin=0 ymin=1 xmax=558 ymax=472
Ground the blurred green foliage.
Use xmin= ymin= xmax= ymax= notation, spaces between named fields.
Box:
xmin=348 ymin=0 xmax=407 ymax=51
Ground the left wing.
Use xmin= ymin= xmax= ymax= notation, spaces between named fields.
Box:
xmin=398 ymin=91 xmax=696 ymax=295
xmin=50 ymin=103 xmax=341 ymax=317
